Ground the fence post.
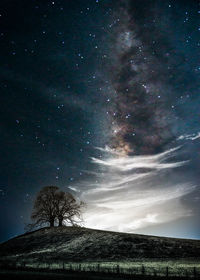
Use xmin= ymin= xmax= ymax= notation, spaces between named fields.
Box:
xmin=193 ymin=267 xmax=196 ymax=278
xmin=142 ymin=265 xmax=145 ymax=276
xmin=97 ymin=264 xmax=100 ymax=273
xmin=153 ymin=268 xmax=157 ymax=276
xmin=116 ymin=264 xmax=120 ymax=274
xmin=166 ymin=266 xmax=169 ymax=277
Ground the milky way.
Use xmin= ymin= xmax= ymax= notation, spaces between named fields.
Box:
xmin=108 ymin=1 xmax=183 ymax=155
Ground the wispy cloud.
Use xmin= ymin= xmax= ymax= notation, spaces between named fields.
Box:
xmin=74 ymin=146 xmax=195 ymax=233
xmin=178 ymin=132 xmax=200 ymax=141
xmin=91 ymin=147 xmax=187 ymax=172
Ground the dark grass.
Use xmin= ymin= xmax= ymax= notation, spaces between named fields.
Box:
xmin=0 ymin=268 xmax=195 ymax=280
xmin=1 ymin=226 xmax=200 ymax=261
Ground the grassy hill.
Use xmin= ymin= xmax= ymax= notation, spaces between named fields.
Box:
xmin=0 ymin=226 xmax=200 ymax=263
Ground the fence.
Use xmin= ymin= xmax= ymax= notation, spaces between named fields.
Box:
xmin=1 ymin=261 xmax=199 ymax=278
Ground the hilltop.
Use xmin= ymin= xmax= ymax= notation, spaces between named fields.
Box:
xmin=0 ymin=226 xmax=200 ymax=263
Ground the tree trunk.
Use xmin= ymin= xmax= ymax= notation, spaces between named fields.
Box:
xmin=50 ymin=218 xmax=54 ymax=227
xmin=58 ymin=218 xmax=63 ymax=226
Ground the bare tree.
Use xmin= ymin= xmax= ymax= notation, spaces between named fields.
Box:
xmin=55 ymin=191 xmax=84 ymax=226
xmin=30 ymin=186 xmax=59 ymax=229
xmin=27 ymin=186 xmax=85 ymax=231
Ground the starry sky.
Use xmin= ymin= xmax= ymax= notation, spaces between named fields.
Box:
xmin=0 ymin=0 xmax=200 ymax=242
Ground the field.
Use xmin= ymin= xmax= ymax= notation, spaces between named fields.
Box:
xmin=2 ymin=259 xmax=199 ymax=278
xmin=3 ymin=269 xmax=198 ymax=280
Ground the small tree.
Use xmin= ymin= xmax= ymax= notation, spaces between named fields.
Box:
xmin=27 ymin=186 xmax=84 ymax=231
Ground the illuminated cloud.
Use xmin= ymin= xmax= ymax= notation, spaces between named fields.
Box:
xmin=76 ymin=147 xmax=195 ymax=233
xmin=178 ymin=132 xmax=200 ymax=141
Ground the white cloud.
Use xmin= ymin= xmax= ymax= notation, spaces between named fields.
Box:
xmin=178 ymin=132 xmax=200 ymax=141
xmin=73 ymin=146 xmax=195 ymax=233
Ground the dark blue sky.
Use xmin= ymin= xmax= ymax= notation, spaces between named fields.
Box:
xmin=0 ymin=0 xmax=200 ymax=242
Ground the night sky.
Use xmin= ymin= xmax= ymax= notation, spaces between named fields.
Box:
xmin=0 ymin=0 xmax=200 ymax=242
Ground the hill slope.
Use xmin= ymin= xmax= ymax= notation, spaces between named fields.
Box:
xmin=0 ymin=227 xmax=200 ymax=263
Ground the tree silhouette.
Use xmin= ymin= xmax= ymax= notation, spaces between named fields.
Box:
xmin=30 ymin=186 xmax=58 ymax=228
xmin=55 ymin=191 xmax=84 ymax=226
xmin=27 ymin=186 xmax=84 ymax=231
